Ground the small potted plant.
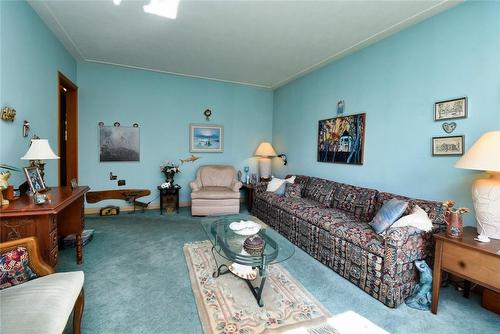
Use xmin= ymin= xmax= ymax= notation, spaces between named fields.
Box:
xmin=442 ymin=200 xmax=469 ymax=239
xmin=160 ymin=161 xmax=181 ymax=186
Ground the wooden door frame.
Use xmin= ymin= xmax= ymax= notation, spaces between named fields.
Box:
xmin=58 ymin=71 xmax=78 ymax=186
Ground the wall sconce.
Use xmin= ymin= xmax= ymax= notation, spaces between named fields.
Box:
xmin=23 ymin=120 xmax=30 ymax=137
xmin=277 ymin=154 xmax=288 ymax=166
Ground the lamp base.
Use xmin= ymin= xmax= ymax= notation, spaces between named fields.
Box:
xmin=474 ymin=234 xmax=491 ymax=243
xmin=472 ymin=172 xmax=500 ymax=240
xmin=258 ymin=157 xmax=272 ymax=179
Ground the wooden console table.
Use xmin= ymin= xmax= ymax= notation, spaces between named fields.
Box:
xmin=432 ymin=227 xmax=500 ymax=314
xmin=0 ymin=186 xmax=89 ymax=267
xmin=241 ymin=183 xmax=255 ymax=212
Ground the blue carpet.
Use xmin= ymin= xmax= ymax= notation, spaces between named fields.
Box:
xmin=59 ymin=208 xmax=499 ymax=333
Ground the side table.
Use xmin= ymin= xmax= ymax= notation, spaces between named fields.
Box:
xmin=241 ymin=183 xmax=255 ymax=212
xmin=157 ymin=186 xmax=181 ymax=215
xmin=431 ymin=227 xmax=500 ymax=314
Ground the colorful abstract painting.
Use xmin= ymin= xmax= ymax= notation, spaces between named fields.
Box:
xmin=317 ymin=113 xmax=366 ymax=165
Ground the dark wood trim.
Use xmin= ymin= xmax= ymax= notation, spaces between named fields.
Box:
xmin=58 ymin=72 xmax=78 ymax=187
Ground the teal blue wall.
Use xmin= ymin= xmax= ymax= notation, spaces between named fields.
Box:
xmin=77 ymin=63 xmax=273 ymax=206
xmin=272 ymin=1 xmax=500 ymax=225
xmin=0 ymin=0 xmax=76 ymax=186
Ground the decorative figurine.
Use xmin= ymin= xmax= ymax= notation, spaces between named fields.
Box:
xmin=0 ymin=171 xmax=11 ymax=205
xmin=180 ymin=154 xmax=200 ymax=164
xmin=405 ymin=260 xmax=432 ymax=311
xmin=237 ymin=170 xmax=242 ymax=182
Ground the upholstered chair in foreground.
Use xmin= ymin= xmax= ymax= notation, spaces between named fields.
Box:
xmin=190 ymin=165 xmax=242 ymax=216
xmin=0 ymin=237 xmax=84 ymax=334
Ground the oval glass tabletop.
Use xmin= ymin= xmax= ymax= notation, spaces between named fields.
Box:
xmin=201 ymin=214 xmax=295 ymax=266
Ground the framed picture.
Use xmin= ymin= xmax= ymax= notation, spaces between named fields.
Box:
xmin=432 ymin=135 xmax=465 ymax=156
xmin=434 ymin=97 xmax=467 ymax=121
xmin=317 ymin=113 xmax=366 ymax=165
xmin=190 ymin=124 xmax=224 ymax=153
xmin=23 ymin=166 xmax=46 ymax=193
xmin=99 ymin=125 xmax=140 ymax=162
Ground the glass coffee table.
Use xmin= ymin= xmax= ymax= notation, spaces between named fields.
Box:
xmin=201 ymin=214 xmax=295 ymax=307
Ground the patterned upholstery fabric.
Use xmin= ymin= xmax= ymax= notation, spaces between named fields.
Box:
xmin=0 ymin=247 xmax=37 ymax=290
xmin=253 ymin=175 xmax=443 ymax=308
xmin=303 ymin=177 xmax=338 ymax=207
xmin=330 ymin=183 xmax=379 ymax=222
xmin=284 ymin=183 xmax=303 ymax=198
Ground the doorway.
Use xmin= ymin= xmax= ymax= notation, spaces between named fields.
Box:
xmin=58 ymin=72 xmax=78 ymax=187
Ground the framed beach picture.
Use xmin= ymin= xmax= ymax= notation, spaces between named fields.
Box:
xmin=317 ymin=113 xmax=366 ymax=165
xmin=23 ymin=166 xmax=46 ymax=193
xmin=434 ymin=97 xmax=467 ymax=121
xmin=190 ymin=124 xmax=224 ymax=153
xmin=99 ymin=125 xmax=140 ymax=162
xmin=432 ymin=135 xmax=464 ymax=156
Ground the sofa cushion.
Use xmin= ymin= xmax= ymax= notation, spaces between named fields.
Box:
xmin=191 ymin=186 xmax=240 ymax=199
xmin=303 ymin=177 xmax=338 ymax=207
xmin=294 ymin=205 xmax=359 ymax=230
xmin=328 ymin=221 xmax=386 ymax=257
xmin=0 ymin=271 xmax=84 ymax=334
xmin=330 ymin=183 xmax=378 ymax=222
xmin=277 ymin=197 xmax=324 ymax=216
xmin=375 ymin=192 xmax=445 ymax=230
xmin=0 ymin=246 xmax=37 ymax=290
xmin=255 ymin=191 xmax=288 ymax=206
xmin=284 ymin=183 xmax=303 ymax=198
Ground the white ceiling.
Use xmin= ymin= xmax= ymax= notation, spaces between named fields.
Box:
xmin=29 ymin=0 xmax=461 ymax=89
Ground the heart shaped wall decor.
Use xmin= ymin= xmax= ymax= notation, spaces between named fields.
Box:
xmin=442 ymin=122 xmax=457 ymax=134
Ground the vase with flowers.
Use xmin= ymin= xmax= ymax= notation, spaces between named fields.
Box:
xmin=442 ymin=200 xmax=469 ymax=239
xmin=160 ymin=162 xmax=181 ymax=186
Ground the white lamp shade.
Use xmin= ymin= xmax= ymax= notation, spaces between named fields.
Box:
xmin=255 ymin=142 xmax=277 ymax=157
xmin=455 ymin=131 xmax=500 ymax=172
xmin=21 ymin=139 xmax=60 ymax=160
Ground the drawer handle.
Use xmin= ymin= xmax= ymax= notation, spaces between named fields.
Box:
xmin=459 ymin=261 xmax=466 ymax=268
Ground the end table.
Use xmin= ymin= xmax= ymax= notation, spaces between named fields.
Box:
xmin=157 ymin=186 xmax=181 ymax=215
xmin=241 ymin=183 xmax=255 ymax=212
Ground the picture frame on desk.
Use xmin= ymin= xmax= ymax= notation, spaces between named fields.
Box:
xmin=23 ymin=166 xmax=46 ymax=193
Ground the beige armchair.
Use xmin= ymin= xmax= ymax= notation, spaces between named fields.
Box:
xmin=190 ymin=165 xmax=242 ymax=216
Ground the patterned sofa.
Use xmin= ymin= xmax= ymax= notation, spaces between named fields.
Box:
xmin=252 ymin=175 xmax=445 ymax=308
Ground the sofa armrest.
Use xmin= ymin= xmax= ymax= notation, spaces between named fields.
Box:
xmin=253 ymin=182 xmax=268 ymax=195
xmin=383 ymin=227 xmax=434 ymax=277
xmin=231 ymin=180 xmax=242 ymax=192
xmin=0 ymin=237 xmax=54 ymax=277
xmin=189 ymin=180 xmax=202 ymax=192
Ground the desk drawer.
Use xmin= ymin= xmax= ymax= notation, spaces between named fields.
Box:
xmin=442 ymin=242 xmax=500 ymax=290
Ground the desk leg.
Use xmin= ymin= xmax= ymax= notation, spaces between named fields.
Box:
xmin=431 ymin=239 xmax=443 ymax=314
xmin=76 ymin=233 xmax=83 ymax=264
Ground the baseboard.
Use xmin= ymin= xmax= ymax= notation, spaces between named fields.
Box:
xmin=84 ymin=201 xmax=192 ymax=215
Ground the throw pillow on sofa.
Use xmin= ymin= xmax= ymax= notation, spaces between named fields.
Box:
xmin=284 ymin=183 xmax=303 ymax=198
xmin=369 ymin=198 xmax=408 ymax=234
xmin=392 ymin=205 xmax=433 ymax=232
xmin=266 ymin=176 xmax=296 ymax=193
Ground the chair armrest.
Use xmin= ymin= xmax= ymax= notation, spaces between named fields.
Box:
xmin=231 ymin=180 xmax=242 ymax=192
xmin=189 ymin=180 xmax=201 ymax=192
xmin=0 ymin=237 xmax=54 ymax=276
xmin=383 ymin=227 xmax=434 ymax=277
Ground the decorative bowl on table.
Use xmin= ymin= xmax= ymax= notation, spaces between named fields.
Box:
xmin=243 ymin=235 xmax=266 ymax=256
xmin=229 ymin=220 xmax=260 ymax=236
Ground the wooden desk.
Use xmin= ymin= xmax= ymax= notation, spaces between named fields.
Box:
xmin=432 ymin=227 xmax=500 ymax=314
xmin=0 ymin=186 xmax=89 ymax=267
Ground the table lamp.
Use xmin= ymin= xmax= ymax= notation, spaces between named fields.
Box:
xmin=255 ymin=142 xmax=277 ymax=180
xmin=455 ymin=131 xmax=500 ymax=242
xmin=21 ymin=139 xmax=59 ymax=182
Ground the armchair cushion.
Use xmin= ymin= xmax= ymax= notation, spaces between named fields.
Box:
xmin=191 ymin=186 xmax=240 ymax=199
xmin=0 ymin=247 xmax=37 ymax=290
xmin=0 ymin=271 xmax=84 ymax=334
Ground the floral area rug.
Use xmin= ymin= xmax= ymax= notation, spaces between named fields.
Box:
xmin=184 ymin=241 xmax=338 ymax=334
